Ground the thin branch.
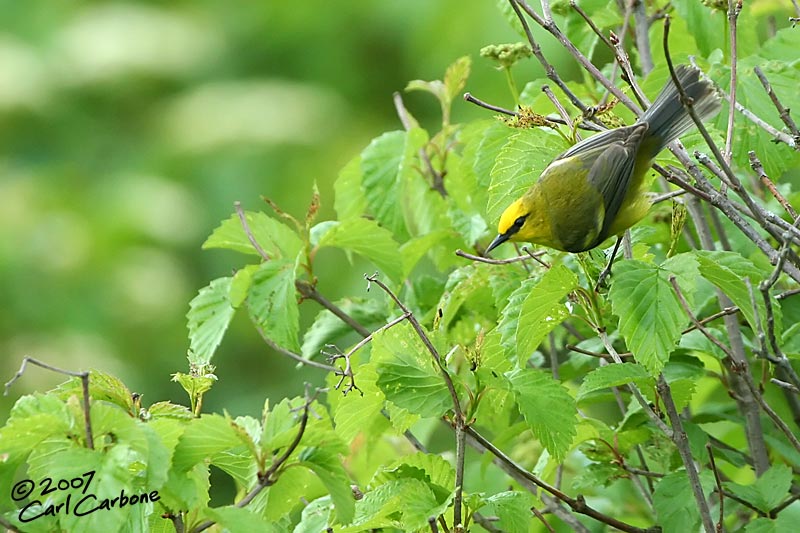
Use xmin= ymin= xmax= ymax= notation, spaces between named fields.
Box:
xmin=724 ymin=0 xmax=742 ymax=165
xmin=737 ymin=365 xmax=800 ymax=454
xmin=514 ymin=0 xmax=641 ymax=114
xmin=295 ymin=280 xmax=372 ymax=338
xmin=365 ymin=273 xmax=467 ymax=524
xmin=253 ymin=322 xmax=337 ymax=371
xmin=456 ymin=248 xmax=547 ymax=265
xmin=753 ymin=66 xmax=800 ymax=147
xmin=719 ymin=88 xmax=797 ymax=149
xmin=632 ymin=0 xmax=654 ymax=74
xmin=748 ymin=151 xmax=798 ymax=219
xmin=464 ymin=427 xmax=658 ymax=533
xmin=463 ymin=92 xmax=518 ymax=116
xmin=670 ymin=276 xmax=734 ymax=359
xmin=5 ymin=357 xmax=94 ymax=450
xmin=531 ymin=506 xmax=557 ymax=533
xmin=234 ymin=201 xmax=271 ymax=261
xmin=657 ymin=375 xmax=715 ymax=533
xmin=192 ymin=389 xmax=318 ymax=533
xmin=507 ymin=0 xmax=592 ymax=114
xmin=598 ymin=331 xmax=674 ymax=437
xmin=706 ymin=444 xmax=724 ymax=533
xmin=770 ymin=378 xmax=799 ymax=394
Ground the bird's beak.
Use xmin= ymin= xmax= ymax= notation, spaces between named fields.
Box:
xmin=485 ymin=233 xmax=509 ymax=255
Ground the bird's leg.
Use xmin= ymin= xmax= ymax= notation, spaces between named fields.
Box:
xmin=595 ymin=236 xmax=623 ymax=291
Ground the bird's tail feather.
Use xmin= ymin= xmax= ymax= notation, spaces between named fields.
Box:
xmin=641 ymin=65 xmax=721 ymax=153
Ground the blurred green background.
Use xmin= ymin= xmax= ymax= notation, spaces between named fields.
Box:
xmin=0 ymin=1 xmax=570 ymax=418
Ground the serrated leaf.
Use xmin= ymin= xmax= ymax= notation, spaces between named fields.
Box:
xmin=203 ymin=211 xmax=303 ymax=259
xmin=483 ymin=491 xmax=533 ymax=533
xmin=745 ymin=515 xmax=795 ymax=533
xmin=487 ymin=128 xmax=566 ymax=222
xmin=203 ymin=506 xmax=278 ymax=532
xmin=472 ymin=120 xmax=514 ymax=191
xmin=725 ymin=464 xmax=793 ymax=513
xmin=373 ymin=323 xmax=453 ymax=418
xmin=360 ymin=129 xmax=428 ymax=240
xmin=399 ymin=230 xmax=450 ymax=277
xmin=506 ymin=368 xmax=577 ymax=461
xmin=334 ymin=155 xmax=368 ymax=221
xmin=654 ymin=471 xmax=715 ymax=533
xmin=300 ymin=447 xmax=355 ymax=524
xmin=497 ymin=275 xmax=539 ymax=358
xmin=229 ymin=265 xmax=256 ymax=308
xmin=577 ymin=363 xmax=652 ymax=401
xmin=316 ymin=218 xmax=403 ymax=282
xmin=171 ymin=414 xmax=248 ymax=472
xmin=247 ymin=259 xmax=300 ymax=352
xmin=187 ymin=276 xmax=237 ymax=365
xmin=444 ymin=56 xmax=471 ymax=102
xmin=516 ymin=264 xmax=577 ymax=366
xmin=609 ymin=260 xmax=687 ymax=375
xmin=695 ymin=250 xmax=777 ymax=337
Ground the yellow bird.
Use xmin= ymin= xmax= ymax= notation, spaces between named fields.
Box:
xmin=486 ymin=65 xmax=721 ymax=255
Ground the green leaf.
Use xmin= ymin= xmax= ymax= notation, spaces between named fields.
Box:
xmin=330 ymin=362 xmax=386 ymax=442
xmin=360 ymin=129 xmax=428 ymax=240
xmin=506 ymin=368 xmax=577 ymax=461
xmin=609 ymin=260 xmax=687 ymax=375
xmin=671 ymin=0 xmax=725 ymax=57
xmin=577 ymin=363 xmax=652 ymax=401
xmin=316 ymin=217 xmax=403 ymax=282
xmin=203 ymin=506 xmax=279 ymax=532
xmin=399 ymin=230 xmax=450 ymax=277
xmin=695 ymin=251 xmax=775 ymax=336
xmin=482 ymin=491 xmax=533 ymax=533
xmin=373 ymin=323 xmax=453 ymax=418
xmin=516 ymin=264 xmax=578 ymax=366
xmin=171 ymin=414 xmax=248 ymax=472
xmin=497 ymin=275 xmax=539 ymax=359
xmin=654 ymin=470 xmax=715 ymax=533
xmin=187 ymin=276 xmax=236 ymax=365
xmin=229 ymin=265 xmax=256 ymax=308
xmin=487 ymin=128 xmax=566 ymax=223
xmin=443 ymin=56 xmax=471 ymax=103
xmin=247 ymin=259 xmax=300 ymax=352
xmin=300 ymin=447 xmax=355 ymax=524
xmin=745 ymin=515 xmax=795 ymax=533
xmin=725 ymin=464 xmax=793 ymax=514
xmin=293 ymin=496 xmax=333 ymax=533
xmin=203 ymin=211 xmax=303 ymax=260
xmin=334 ymin=155 xmax=368 ymax=221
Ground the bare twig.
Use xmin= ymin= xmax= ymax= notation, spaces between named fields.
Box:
xmin=632 ymin=0 xmax=654 ymax=74
xmin=724 ymin=0 xmax=742 ymax=165
xmin=670 ymin=276 xmax=734 ymax=359
xmin=507 ymin=0 xmax=592 ymax=114
xmin=456 ymin=248 xmax=547 ymax=265
xmin=295 ymin=279 xmax=372 ymax=338
xmin=234 ymin=201 xmax=271 ymax=261
xmin=753 ymin=66 xmax=800 ymax=147
xmin=706 ymin=444 xmax=724 ymax=532
xmin=657 ymin=375 xmax=715 ymax=533
xmin=463 ymin=92 xmax=518 ymax=116
xmin=192 ymin=389 xmax=318 ymax=532
xmin=748 ymin=151 xmax=798 ymax=219
xmin=464 ymin=427 xmax=658 ymax=533
xmin=531 ymin=506 xmax=557 ymax=533
xmin=771 ymin=378 xmax=799 ymax=394
xmin=5 ymin=357 xmax=94 ymax=450
xmin=598 ymin=331 xmax=674 ymax=437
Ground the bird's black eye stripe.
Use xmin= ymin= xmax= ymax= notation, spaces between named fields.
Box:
xmin=512 ymin=215 xmax=528 ymax=229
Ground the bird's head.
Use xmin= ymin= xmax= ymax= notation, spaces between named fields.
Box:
xmin=486 ymin=198 xmax=531 ymax=254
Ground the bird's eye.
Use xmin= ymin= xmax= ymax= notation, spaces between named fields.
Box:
xmin=513 ymin=215 xmax=528 ymax=228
